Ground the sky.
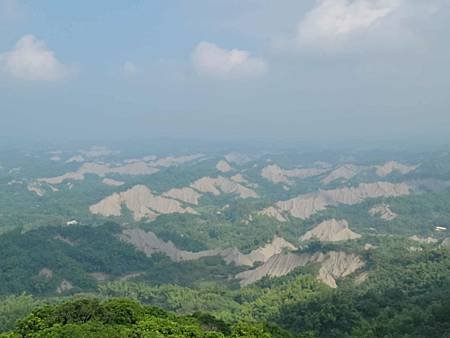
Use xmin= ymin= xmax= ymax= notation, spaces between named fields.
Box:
xmin=1 ymin=0 xmax=449 ymax=145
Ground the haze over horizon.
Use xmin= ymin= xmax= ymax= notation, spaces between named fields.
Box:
xmin=1 ymin=0 xmax=449 ymax=144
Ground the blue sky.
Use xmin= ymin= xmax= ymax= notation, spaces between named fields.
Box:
xmin=1 ymin=0 xmax=449 ymax=144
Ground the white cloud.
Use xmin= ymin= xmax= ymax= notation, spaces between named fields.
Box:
xmin=291 ymin=0 xmax=402 ymax=51
xmin=122 ymin=61 xmax=138 ymax=77
xmin=0 ymin=35 xmax=70 ymax=82
xmin=191 ymin=41 xmax=267 ymax=79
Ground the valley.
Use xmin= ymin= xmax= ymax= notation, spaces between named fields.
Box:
xmin=1 ymin=145 xmax=450 ymax=336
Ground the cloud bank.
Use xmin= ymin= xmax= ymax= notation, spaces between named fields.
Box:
xmin=191 ymin=41 xmax=267 ymax=79
xmin=297 ymin=0 xmax=400 ymax=49
xmin=273 ymin=0 xmax=443 ymax=53
xmin=0 ymin=35 xmax=69 ymax=82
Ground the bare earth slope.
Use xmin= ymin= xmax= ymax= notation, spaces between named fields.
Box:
xmin=261 ymin=182 xmax=410 ymax=221
xmin=91 ymin=175 xmax=258 ymax=221
xmin=120 ymin=229 xmax=296 ymax=267
xmin=300 ymin=219 xmax=361 ymax=242
xmin=376 ymin=161 xmax=418 ymax=177
xmin=90 ymin=185 xmax=195 ymax=221
xmin=409 ymin=235 xmax=438 ymax=244
xmin=258 ymin=206 xmax=287 ymax=222
xmin=190 ymin=176 xmax=258 ymax=199
xmin=224 ymin=152 xmax=251 ymax=165
xmin=31 ymin=154 xmax=203 ymax=195
xmin=216 ymin=160 xmax=233 ymax=173
xmin=322 ymin=164 xmax=361 ymax=184
xmin=163 ymin=187 xmax=202 ymax=205
xmin=236 ymin=251 xmax=364 ymax=288
xmin=369 ymin=204 xmax=397 ymax=220
xmin=102 ymin=178 xmax=124 ymax=186
xmin=321 ymin=161 xmax=418 ymax=185
xmin=120 ymin=228 xmax=362 ymax=289
xmin=261 ymin=164 xmax=326 ymax=185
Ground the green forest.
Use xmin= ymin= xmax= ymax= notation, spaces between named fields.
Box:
xmin=1 ymin=235 xmax=450 ymax=337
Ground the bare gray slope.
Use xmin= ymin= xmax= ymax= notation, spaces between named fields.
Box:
xmin=300 ymin=219 xmax=361 ymax=242
xmin=30 ymin=154 xmax=203 ymax=195
xmin=369 ymin=204 xmax=397 ymax=220
xmin=261 ymin=164 xmax=326 ymax=185
xmin=322 ymin=164 xmax=361 ymax=184
xmin=322 ymin=161 xmax=418 ymax=185
xmin=163 ymin=187 xmax=202 ymax=205
xmin=190 ymin=176 xmax=258 ymax=198
xmin=90 ymin=185 xmax=196 ymax=221
xmin=261 ymin=182 xmax=410 ymax=221
xmin=236 ymin=251 xmax=364 ymax=288
xmin=120 ymin=229 xmax=296 ymax=267
xmin=216 ymin=160 xmax=233 ymax=173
